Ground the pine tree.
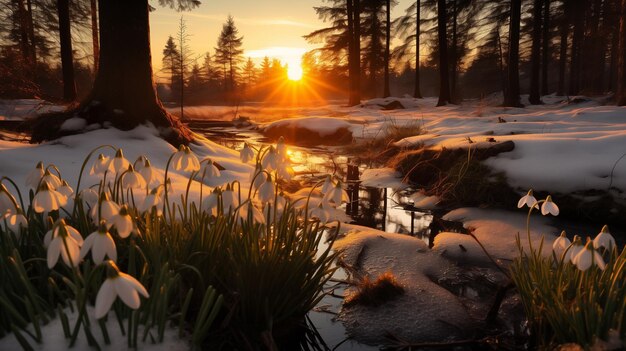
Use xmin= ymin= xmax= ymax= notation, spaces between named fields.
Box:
xmin=162 ymin=36 xmax=181 ymax=102
xmin=214 ymin=15 xmax=244 ymax=92
xmin=436 ymin=0 xmax=451 ymax=106
xmin=503 ymin=0 xmax=522 ymax=107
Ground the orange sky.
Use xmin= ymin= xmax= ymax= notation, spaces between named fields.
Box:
xmin=149 ymin=0 xmax=412 ymax=80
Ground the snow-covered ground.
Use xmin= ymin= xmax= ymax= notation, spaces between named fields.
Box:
xmin=1 ymin=94 xmax=624 ymax=347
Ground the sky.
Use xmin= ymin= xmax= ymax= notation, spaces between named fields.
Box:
xmin=149 ymin=0 xmax=413 ymax=77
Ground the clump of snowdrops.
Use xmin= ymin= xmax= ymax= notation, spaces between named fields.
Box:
xmin=0 ymin=137 xmax=345 ymax=349
xmin=510 ymin=190 xmax=626 ymax=349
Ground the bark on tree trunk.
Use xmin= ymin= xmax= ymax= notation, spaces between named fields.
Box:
xmin=504 ymin=0 xmax=522 ymax=107
xmin=58 ymin=0 xmax=76 ymax=102
xmin=541 ymin=0 xmax=550 ymax=95
xmin=414 ymin=0 xmax=422 ymax=98
xmin=347 ymin=0 xmax=361 ymax=106
xmin=90 ymin=0 xmax=99 ymax=73
xmin=436 ymin=0 xmax=451 ymax=106
xmin=617 ymin=0 xmax=626 ymax=105
xmin=450 ymin=0 xmax=458 ymax=102
xmin=383 ymin=0 xmax=391 ymax=98
xmin=529 ymin=0 xmax=543 ymax=104
xmin=30 ymin=0 xmax=192 ymax=145
xmin=557 ymin=1 xmax=569 ymax=96
xmin=569 ymin=1 xmax=584 ymax=95
xmin=26 ymin=0 xmax=36 ymax=65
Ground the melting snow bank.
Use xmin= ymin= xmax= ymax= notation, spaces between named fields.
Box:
xmin=332 ymin=207 xmax=560 ymax=346
xmin=260 ymin=117 xmax=354 ymax=146
xmin=333 ymin=224 xmax=474 ymax=345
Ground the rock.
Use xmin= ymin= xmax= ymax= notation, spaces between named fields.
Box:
xmin=378 ymin=100 xmax=405 ymax=110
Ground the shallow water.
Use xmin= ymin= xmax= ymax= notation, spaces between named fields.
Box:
xmin=195 ymin=123 xmax=438 ymax=349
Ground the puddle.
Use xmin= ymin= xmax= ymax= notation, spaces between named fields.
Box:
xmin=194 ymin=123 xmax=444 ymax=350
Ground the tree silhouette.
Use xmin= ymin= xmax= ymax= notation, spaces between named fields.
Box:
xmin=215 ymin=15 xmax=244 ymax=92
xmin=503 ymin=0 xmax=522 ymax=107
xmin=436 ymin=0 xmax=450 ymax=106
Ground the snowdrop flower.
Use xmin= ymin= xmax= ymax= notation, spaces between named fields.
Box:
xmin=33 ymin=181 xmax=67 ymax=213
xmin=237 ymin=201 xmax=265 ymax=224
xmin=517 ymin=189 xmax=538 ymax=209
xmin=133 ymin=155 xmax=148 ymax=171
xmin=201 ymin=190 xmax=219 ymax=215
xmin=541 ymin=195 xmax=559 ymax=216
xmin=572 ymin=241 xmax=606 ymax=271
xmin=44 ymin=219 xmax=84 ymax=248
xmin=78 ymin=187 xmax=99 ymax=207
xmin=139 ymin=186 xmax=163 ymax=213
xmin=137 ymin=158 xmax=156 ymax=186
xmin=321 ymin=175 xmax=335 ymax=194
xmin=276 ymin=137 xmax=287 ymax=158
xmin=56 ymin=180 xmax=74 ymax=199
xmin=323 ymin=181 xmax=349 ymax=206
xmin=110 ymin=206 xmax=134 ymax=238
xmin=221 ymin=188 xmax=239 ymax=213
xmin=257 ymin=173 xmax=275 ymax=202
xmin=569 ymin=236 xmax=584 ymax=264
xmin=239 ymin=143 xmax=255 ymax=163
xmin=202 ymin=159 xmax=221 ymax=178
xmin=40 ymin=170 xmax=62 ymax=190
xmin=250 ymin=164 xmax=265 ymax=189
xmin=110 ymin=149 xmax=130 ymax=174
xmin=593 ymin=225 xmax=615 ymax=251
xmin=2 ymin=209 xmax=28 ymax=234
xmin=80 ymin=221 xmax=117 ymax=264
xmin=90 ymin=154 xmax=111 ymax=175
xmin=552 ymin=231 xmax=572 ymax=260
xmin=171 ymin=145 xmax=200 ymax=172
xmin=90 ymin=192 xmax=120 ymax=223
xmin=121 ymin=164 xmax=146 ymax=190
xmin=309 ymin=202 xmax=331 ymax=224
xmin=95 ymin=260 xmax=149 ymax=319
xmin=47 ymin=220 xmax=82 ymax=268
xmin=261 ymin=146 xmax=278 ymax=171
xmin=25 ymin=161 xmax=45 ymax=188
xmin=276 ymin=163 xmax=294 ymax=180
xmin=0 ymin=183 xmax=18 ymax=215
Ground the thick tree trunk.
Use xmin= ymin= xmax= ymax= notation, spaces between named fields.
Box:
xmin=30 ymin=0 xmax=192 ymax=145
xmin=347 ymin=0 xmax=361 ymax=106
xmin=25 ymin=0 xmax=36 ymax=65
xmin=529 ymin=0 xmax=543 ymax=104
xmin=90 ymin=0 xmax=99 ymax=73
xmin=541 ymin=0 xmax=550 ymax=95
xmin=383 ymin=0 xmax=391 ymax=98
xmin=504 ymin=0 xmax=522 ymax=107
xmin=414 ymin=0 xmax=422 ymax=98
xmin=16 ymin=0 xmax=31 ymax=64
xmin=436 ymin=0 xmax=451 ymax=106
xmin=450 ymin=0 xmax=458 ymax=102
xmin=569 ymin=1 xmax=584 ymax=96
xmin=617 ymin=0 xmax=626 ymax=105
xmin=58 ymin=0 xmax=76 ymax=101
xmin=557 ymin=1 xmax=569 ymax=96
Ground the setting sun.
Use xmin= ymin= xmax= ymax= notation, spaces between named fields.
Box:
xmin=287 ymin=63 xmax=303 ymax=81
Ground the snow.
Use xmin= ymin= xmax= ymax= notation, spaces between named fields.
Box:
xmin=261 ymin=116 xmax=354 ymax=137
xmin=360 ymin=168 xmax=407 ymax=189
xmin=0 ymin=99 xmax=65 ymax=120
xmin=1 ymin=94 xmax=625 ymax=347
xmin=333 ymin=224 xmax=474 ymax=345
xmin=433 ymin=207 xmax=558 ymax=265
xmin=59 ymin=117 xmax=87 ymax=131
xmin=0 ymin=306 xmax=188 ymax=351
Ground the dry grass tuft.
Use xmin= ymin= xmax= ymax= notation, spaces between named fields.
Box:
xmin=344 ymin=272 xmax=405 ymax=307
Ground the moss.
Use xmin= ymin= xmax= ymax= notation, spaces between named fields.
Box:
xmin=344 ymin=272 xmax=405 ymax=307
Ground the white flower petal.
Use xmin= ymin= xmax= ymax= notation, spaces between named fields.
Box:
xmin=95 ymin=279 xmax=117 ymax=319
xmin=115 ymin=278 xmax=141 ymax=309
